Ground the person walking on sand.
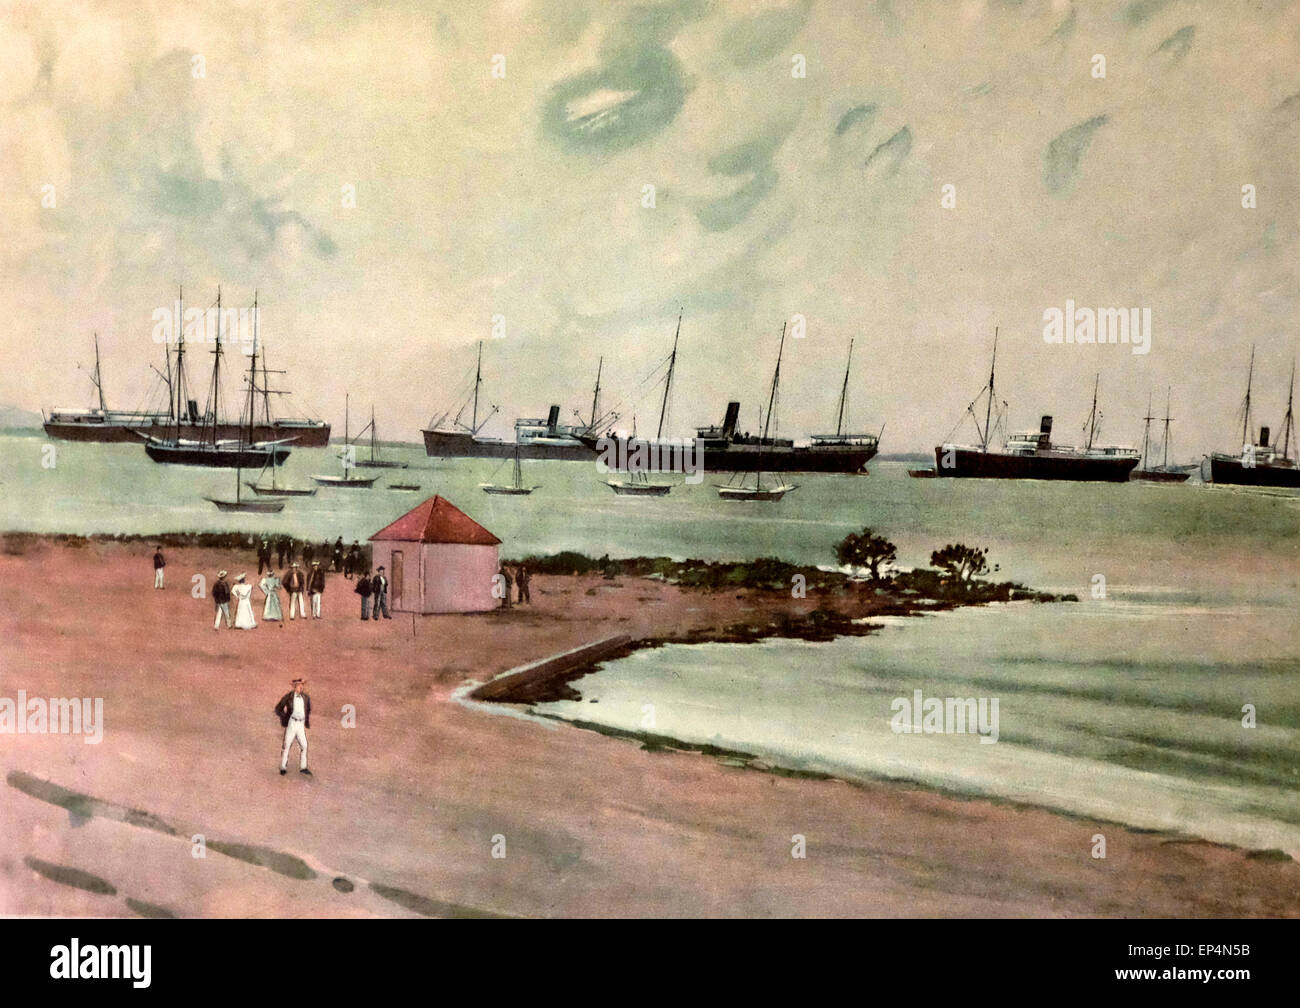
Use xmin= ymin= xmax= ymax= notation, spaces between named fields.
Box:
xmin=232 ymin=573 xmax=257 ymax=629
xmin=307 ymin=560 xmax=326 ymax=619
xmin=517 ymin=561 xmax=531 ymax=605
xmin=355 ymin=567 xmax=373 ymax=620
xmin=372 ymin=566 xmax=391 ymax=620
xmin=213 ymin=571 xmax=233 ymax=629
xmin=498 ymin=564 xmax=513 ymax=609
xmin=153 ymin=545 xmax=166 ymax=589
xmin=275 ymin=677 xmax=312 ymax=776
xmin=283 ymin=562 xmax=306 ymax=620
xmin=257 ymin=539 xmax=273 ymax=575
xmin=259 ymin=569 xmax=284 ymax=624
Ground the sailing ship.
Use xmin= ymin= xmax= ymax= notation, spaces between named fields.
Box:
xmin=933 ymin=331 xmax=1140 ymax=482
xmin=1131 ymin=390 xmax=1190 ymax=483
xmin=421 ymin=342 xmax=593 ymax=460
xmin=311 ymin=394 xmax=378 ymax=487
xmin=806 ymin=338 xmax=881 ymax=468
xmin=353 ymin=405 xmax=409 ymax=468
xmin=205 ymin=315 xmax=288 ymax=513
xmin=1206 ymin=350 xmax=1299 ymax=487
xmin=43 ymin=290 xmax=329 ymax=445
xmin=141 ymin=290 xmax=294 ymax=468
xmin=480 ymin=444 xmax=540 ymax=495
xmin=715 ymin=323 xmax=799 ymax=501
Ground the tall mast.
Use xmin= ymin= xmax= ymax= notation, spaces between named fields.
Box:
xmin=1141 ymin=392 xmax=1154 ymax=470
xmin=1086 ymin=373 xmax=1100 ymax=451
xmin=836 ymin=338 xmax=854 ymax=437
xmin=1283 ymin=361 xmax=1295 ymax=461
xmin=247 ymin=292 xmax=258 ymax=448
xmin=657 ymin=311 xmax=681 ymax=440
xmin=371 ymin=404 xmax=378 ymax=461
xmin=173 ymin=286 xmax=186 ymax=438
xmin=590 ymin=357 xmax=603 ymax=429
xmin=1162 ymin=388 xmax=1173 ymax=470
xmin=982 ymin=328 xmax=998 ymax=451
xmin=472 ymin=341 xmax=482 ymax=434
xmin=208 ymin=287 xmax=223 ymax=447
xmin=93 ymin=334 xmax=106 ymax=413
xmin=1242 ymin=346 xmax=1255 ymax=447
xmin=756 ymin=322 xmax=787 ymax=487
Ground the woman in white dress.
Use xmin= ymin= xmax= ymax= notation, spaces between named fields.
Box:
xmin=232 ymin=573 xmax=257 ymax=629
xmin=259 ymin=571 xmax=284 ymax=623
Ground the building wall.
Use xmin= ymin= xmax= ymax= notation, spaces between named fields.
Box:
xmin=422 ymin=542 xmax=499 ymax=613
xmin=368 ymin=540 xmax=499 ymax=614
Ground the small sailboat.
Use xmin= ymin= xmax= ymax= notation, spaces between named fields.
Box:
xmin=312 ymin=394 xmax=378 ymax=487
xmin=600 ymin=314 xmax=681 ymax=496
xmin=716 ymin=323 xmax=799 ymax=501
xmin=1132 ymin=390 xmax=1190 ymax=483
xmin=481 ymin=444 xmax=540 ymax=495
xmin=605 ymin=472 xmax=673 ymax=495
xmin=206 ymin=316 xmax=288 ymax=513
xmin=353 ymin=405 xmax=409 ymax=469
xmin=388 ymin=482 xmax=422 ymax=491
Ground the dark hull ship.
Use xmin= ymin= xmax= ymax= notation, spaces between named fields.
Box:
xmin=421 ymin=341 xmax=592 ymax=460
xmin=1131 ymin=391 xmax=1190 ymax=483
xmin=141 ymin=289 xmax=294 ymax=469
xmin=1207 ymin=351 xmax=1298 ymax=487
xmin=43 ymin=322 xmax=328 ymax=445
xmin=577 ymin=325 xmax=878 ymax=475
xmin=934 ymin=333 xmax=1139 ymax=482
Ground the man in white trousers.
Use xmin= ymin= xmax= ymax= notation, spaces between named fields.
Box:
xmin=283 ymin=562 xmax=307 ymax=620
xmin=274 ymin=677 xmax=312 ymax=776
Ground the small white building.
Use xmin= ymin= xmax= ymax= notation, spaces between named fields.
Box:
xmin=369 ymin=495 xmax=502 ymax=614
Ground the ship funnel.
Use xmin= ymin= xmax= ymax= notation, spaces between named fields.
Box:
xmin=546 ymin=404 xmax=560 ymax=433
xmin=721 ymin=401 xmax=741 ymax=439
xmin=1260 ymin=426 xmax=1270 ymax=447
xmin=187 ymin=399 xmax=200 ymax=424
xmin=1040 ymin=415 xmax=1053 ymax=436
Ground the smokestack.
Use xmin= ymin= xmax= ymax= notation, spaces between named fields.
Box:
xmin=721 ymin=401 xmax=741 ymax=439
xmin=1040 ymin=415 xmax=1053 ymax=436
xmin=546 ymin=405 xmax=560 ymax=433
xmin=1260 ymin=426 xmax=1270 ymax=447
xmin=187 ymin=399 xmax=200 ymax=424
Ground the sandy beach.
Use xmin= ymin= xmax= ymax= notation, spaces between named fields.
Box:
xmin=1 ymin=536 xmax=1296 ymax=918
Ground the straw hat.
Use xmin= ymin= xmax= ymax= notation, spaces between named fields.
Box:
xmin=218 ymin=570 xmax=228 ymax=578
xmin=236 ymin=573 xmax=246 ymax=583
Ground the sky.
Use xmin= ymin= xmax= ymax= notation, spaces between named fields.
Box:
xmin=2 ymin=0 xmax=1299 ymax=457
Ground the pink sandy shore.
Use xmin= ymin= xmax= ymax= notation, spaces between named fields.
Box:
xmin=1 ymin=538 xmax=1297 ymax=918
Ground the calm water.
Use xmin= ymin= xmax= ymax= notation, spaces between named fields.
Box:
xmin=6 ymin=434 xmax=1300 ymax=851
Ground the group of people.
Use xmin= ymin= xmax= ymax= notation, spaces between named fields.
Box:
xmin=495 ymin=561 xmax=533 ymax=609
xmin=257 ymin=537 xmax=368 ymax=578
xmin=211 ymin=561 xmax=330 ymax=629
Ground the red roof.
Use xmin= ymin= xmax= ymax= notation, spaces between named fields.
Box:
xmin=369 ymin=495 xmax=502 ymax=546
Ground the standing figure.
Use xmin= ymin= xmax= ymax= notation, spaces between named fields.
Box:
xmin=345 ymin=541 xmax=361 ymax=580
xmin=372 ymin=566 xmax=391 ymax=620
xmin=307 ymin=561 xmax=326 ymax=619
xmin=275 ymin=536 xmax=287 ymax=568
xmin=257 ymin=539 xmax=273 ymax=575
xmin=302 ymin=542 xmax=316 ymax=570
xmin=498 ymin=564 xmax=513 ymax=609
xmin=274 ymin=677 xmax=312 ymax=776
xmin=356 ymin=568 xmax=373 ymax=620
xmin=517 ymin=562 xmax=531 ymax=605
xmin=283 ymin=562 xmax=306 ymax=620
xmin=331 ymin=537 xmax=344 ymax=573
xmin=153 ymin=545 xmax=166 ymax=589
xmin=232 ymin=574 xmax=257 ymax=629
xmin=259 ymin=569 xmax=284 ymax=624
xmin=213 ymin=571 xmax=233 ymax=630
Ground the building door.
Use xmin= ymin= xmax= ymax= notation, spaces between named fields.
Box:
xmin=392 ymin=550 xmax=404 ymax=608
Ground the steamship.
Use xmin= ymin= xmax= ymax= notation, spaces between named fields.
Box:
xmin=1206 ymin=350 xmax=1298 ymax=487
xmin=933 ymin=333 xmax=1139 ymax=482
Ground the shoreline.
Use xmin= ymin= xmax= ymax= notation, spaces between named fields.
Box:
xmin=2 ymin=534 xmax=1296 ymax=917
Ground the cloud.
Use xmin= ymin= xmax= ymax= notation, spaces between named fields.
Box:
xmin=1043 ymin=114 xmax=1109 ymax=192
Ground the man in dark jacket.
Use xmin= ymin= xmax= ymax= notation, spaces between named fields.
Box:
xmin=355 ymin=567 xmax=373 ymax=620
xmin=283 ymin=562 xmax=307 ymax=620
xmin=331 ymin=537 xmax=344 ymax=573
xmin=212 ymin=571 xmax=232 ymax=629
xmin=274 ymin=677 xmax=312 ymax=776
xmin=345 ymin=541 xmax=362 ymax=580
xmin=517 ymin=562 xmax=531 ymax=604
xmin=302 ymin=542 xmax=315 ymax=570
xmin=307 ymin=561 xmax=326 ymax=619
xmin=276 ymin=536 xmax=290 ymax=568
xmin=372 ymin=566 xmax=391 ymax=620
xmin=153 ymin=545 xmax=166 ymax=589
xmin=257 ymin=539 xmax=273 ymax=575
